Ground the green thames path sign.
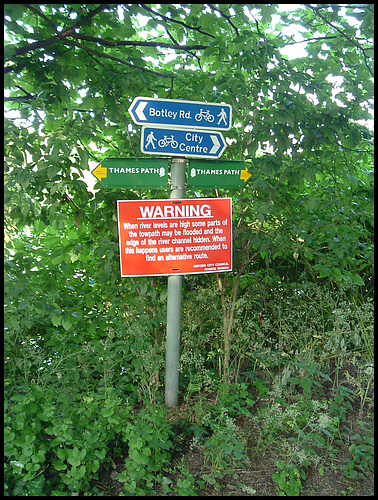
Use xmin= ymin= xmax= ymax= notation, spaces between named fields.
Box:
xmin=91 ymin=157 xmax=168 ymax=189
xmin=92 ymin=158 xmax=252 ymax=190
xmin=187 ymin=159 xmax=252 ymax=189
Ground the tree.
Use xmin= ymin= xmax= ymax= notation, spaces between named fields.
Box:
xmin=5 ymin=4 xmax=374 ymax=381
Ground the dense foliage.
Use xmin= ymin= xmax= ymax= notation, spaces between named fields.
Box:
xmin=4 ymin=4 xmax=374 ymax=495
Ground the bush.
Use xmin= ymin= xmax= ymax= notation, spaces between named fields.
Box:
xmin=4 ymin=384 xmax=131 ymax=495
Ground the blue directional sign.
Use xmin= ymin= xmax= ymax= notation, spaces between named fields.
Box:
xmin=141 ymin=126 xmax=227 ymax=159
xmin=129 ymin=97 xmax=232 ymax=131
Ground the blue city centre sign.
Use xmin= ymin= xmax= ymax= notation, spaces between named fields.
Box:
xmin=129 ymin=97 xmax=232 ymax=131
xmin=141 ymin=126 xmax=226 ymax=159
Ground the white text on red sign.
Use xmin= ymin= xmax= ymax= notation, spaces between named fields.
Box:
xmin=117 ymin=199 xmax=232 ymax=277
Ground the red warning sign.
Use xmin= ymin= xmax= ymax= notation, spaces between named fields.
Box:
xmin=117 ymin=198 xmax=232 ymax=277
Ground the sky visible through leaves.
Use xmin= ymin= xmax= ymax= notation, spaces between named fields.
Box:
xmin=4 ymin=4 xmax=373 ymax=198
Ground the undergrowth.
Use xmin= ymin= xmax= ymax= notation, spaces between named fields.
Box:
xmin=4 ymin=283 xmax=374 ymax=495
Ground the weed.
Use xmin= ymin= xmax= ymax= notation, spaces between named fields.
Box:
xmin=117 ymin=404 xmax=173 ymax=495
xmin=341 ymin=432 xmax=374 ymax=481
xmin=329 ymin=385 xmax=355 ymax=422
xmin=341 ymin=486 xmax=355 ymax=495
xmin=242 ymin=371 xmax=270 ymax=398
xmin=175 ymin=474 xmax=198 ymax=496
xmin=164 ymin=458 xmax=198 ymax=495
xmin=214 ymin=382 xmax=255 ymax=417
xmin=5 ymin=276 xmax=374 ymax=496
xmin=203 ymin=407 xmax=249 ymax=473
xmin=344 ymin=361 xmax=374 ymax=417
xmin=179 ymin=350 xmax=216 ymax=394
xmin=272 ymin=459 xmax=306 ymax=496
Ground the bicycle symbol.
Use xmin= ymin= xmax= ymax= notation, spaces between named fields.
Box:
xmin=195 ymin=109 xmax=214 ymax=123
xmin=158 ymin=135 xmax=178 ymax=148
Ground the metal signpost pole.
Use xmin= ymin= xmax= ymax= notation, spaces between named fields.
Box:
xmin=165 ymin=157 xmax=186 ymax=408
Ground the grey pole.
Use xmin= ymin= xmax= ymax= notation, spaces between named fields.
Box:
xmin=165 ymin=157 xmax=186 ymax=408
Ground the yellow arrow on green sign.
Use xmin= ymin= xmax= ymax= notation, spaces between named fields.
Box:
xmin=187 ymin=159 xmax=252 ymax=189
xmin=93 ymin=164 xmax=107 ymax=182
xmin=240 ymin=168 xmax=252 ymax=183
xmin=91 ymin=157 xmax=169 ymax=189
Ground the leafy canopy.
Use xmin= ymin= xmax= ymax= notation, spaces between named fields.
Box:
xmin=4 ymin=4 xmax=374 ymax=310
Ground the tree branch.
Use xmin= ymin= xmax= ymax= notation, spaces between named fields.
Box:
xmin=24 ymin=4 xmax=57 ymax=30
xmin=164 ymin=26 xmax=180 ymax=46
xmin=4 ymin=84 xmax=34 ymax=102
xmin=4 ymin=95 xmax=33 ymax=102
xmin=63 ymin=192 xmax=105 ymax=238
xmin=206 ymin=4 xmax=240 ymax=36
xmin=279 ymin=35 xmax=338 ymax=45
xmin=139 ymin=4 xmax=216 ymax=39
xmin=69 ymin=32 xmax=208 ymax=51
xmin=304 ymin=4 xmax=374 ymax=78
xmin=336 ymin=141 xmax=374 ymax=154
xmin=69 ymin=4 xmax=109 ymax=30
xmin=6 ymin=4 xmax=208 ymax=77
xmin=304 ymin=4 xmax=369 ymax=51
xmin=68 ymin=40 xmax=172 ymax=78
xmin=6 ymin=4 xmax=109 ymax=58
xmin=9 ymin=28 xmax=76 ymax=57
xmin=5 ymin=65 xmax=18 ymax=75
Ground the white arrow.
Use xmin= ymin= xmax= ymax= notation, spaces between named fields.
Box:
xmin=135 ymin=101 xmax=147 ymax=121
xmin=210 ymin=135 xmax=220 ymax=154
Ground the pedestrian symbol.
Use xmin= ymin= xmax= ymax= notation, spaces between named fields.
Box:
xmin=145 ymin=131 xmax=157 ymax=149
xmin=217 ymin=108 xmax=228 ymax=125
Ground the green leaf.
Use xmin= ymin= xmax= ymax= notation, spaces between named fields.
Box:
xmin=69 ymin=251 xmax=79 ymax=263
xmin=50 ymin=313 xmax=62 ymax=327
xmin=101 ymin=407 xmax=114 ymax=417
xmin=66 ymin=447 xmax=86 ymax=468
xmin=350 ymin=274 xmax=365 ymax=286
xmin=54 ymin=460 xmax=67 ymax=471
xmin=313 ymin=264 xmax=332 ymax=278
xmin=4 ymin=44 xmax=17 ymax=60
xmin=17 ymin=300 xmax=30 ymax=310
xmin=78 ymin=148 xmax=89 ymax=170
xmin=62 ymin=316 xmax=72 ymax=330
xmin=117 ymin=470 xmax=131 ymax=483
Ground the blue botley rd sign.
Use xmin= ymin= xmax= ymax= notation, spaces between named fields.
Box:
xmin=129 ymin=97 xmax=232 ymax=131
xmin=141 ymin=126 xmax=227 ymax=159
